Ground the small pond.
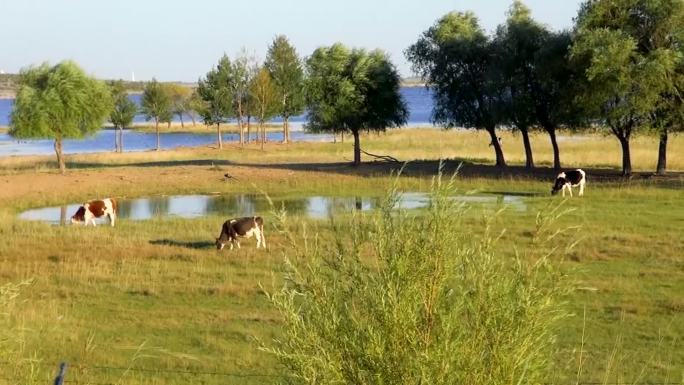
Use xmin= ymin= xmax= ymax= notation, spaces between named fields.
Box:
xmin=18 ymin=192 xmax=527 ymax=225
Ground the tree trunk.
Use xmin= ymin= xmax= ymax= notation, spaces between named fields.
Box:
xmin=54 ymin=137 xmax=66 ymax=174
xmin=485 ymin=127 xmax=506 ymax=167
xmin=545 ymin=126 xmax=561 ymax=171
xmin=119 ymin=127 xmax=124 ymax=153
xmin=286 ymin=117 xmax=291 ymax=143
xmin=656 ymin=128 xmax=668 ymax=175
xmin=190 ymin=114 xmax=196 ymax=127
xmin=283 ymin=116 xmax=288 ymax=144
xmin=217 ymin=123 xmax=223 ymax=149
xmin=260 ymin=122 xmax=265 ymax=151
xmin=237 ymin=100 xmax=244 ymax=146
xmin=247 ymin=118 xmax=251 ymax=143
xmin=114 ymin=126 xmax=119 ymax=152
xmin=352 ymin=129 xmax=361 ymax=167
xmin=618 ymin=135 xmax=632 ymax=176
xmin=520 ymin=127 xmax=534 ymax=169
xmin=155 ymin=119 xmax=160 ymax=151
xmin=180 ymin=113 xmax=184 ymax=129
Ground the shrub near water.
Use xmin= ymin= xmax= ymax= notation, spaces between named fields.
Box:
xmin=263 ymin=172 xmax=570 ymax=385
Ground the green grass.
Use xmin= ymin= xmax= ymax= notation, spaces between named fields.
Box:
xmin=0 ymin=129 xmax=682 ymax=384
xmin=0 ymin=178 xmax=682 ymax=384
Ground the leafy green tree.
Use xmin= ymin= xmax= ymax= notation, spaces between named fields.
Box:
xmin=109 ymin=80 xmax=137 ymax=153
xmin=572 ymin=0 xmax=681 ymax=175
xmin=306 ymin=44 xmax=407 ymax=166
xmin=141 ymin=78 xmax=172 ymax=151
xmin=9 ymin=61 xmax=112 ymax=173
xmin=166 ymin=83 xmax=192 ymax=128
xmin=653 ymin=61 xmax=684 ymax=174
xmin=232 ymin=51 xmax=252 ymax=146
xmin=407 ymin=11 xmax=507 ymax=167
xmin=494 ymin=1 xmax=542 ymax=169
xmin=186 ymin=89 xmax=204 ymax=127
xmin=249 ymin=67 xmax=279 ymax=150
xmin=197 ymin=54 xmax=234 ymax=149
xmin=532 ymin=30 xmax=579 ymax=171
xmin=265 ymin=35 xmax=306 ymax=143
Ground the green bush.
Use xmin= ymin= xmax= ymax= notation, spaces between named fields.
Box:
xmin=262 ymin=171 xmax=570 ymax=385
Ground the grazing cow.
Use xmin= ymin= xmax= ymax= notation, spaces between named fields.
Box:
xmin=216 ymin=216 xmax=266 ymax=250
xmin=71 ymin=198 xmax=117 ymax=226
xmin=551 ymin=169 xmax=586 ymax=197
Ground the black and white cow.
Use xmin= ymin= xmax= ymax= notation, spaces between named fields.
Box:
xmin=551 ymin=169 xmax=586 ymax=197
xmin=215 ymin=216 xmax=266 ymax=250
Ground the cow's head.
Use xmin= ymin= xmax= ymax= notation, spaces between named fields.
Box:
xmin=551 ymin=176 xmax=567 ymax=195
xmin=216 ymin=238 xmax=226 ymax=250
xmin=71 ymin=206 xmax=86 ymax=224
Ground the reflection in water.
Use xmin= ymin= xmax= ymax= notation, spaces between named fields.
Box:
xmin=18 ymin=193 xmax=527 ymax=225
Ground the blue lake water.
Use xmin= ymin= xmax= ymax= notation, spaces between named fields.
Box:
xmin=0 ymin=87 xmax=434 ymax=157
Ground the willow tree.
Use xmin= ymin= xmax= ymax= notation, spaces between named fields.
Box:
xmin=9 ymin=61 xmax=111 ymax=174
xmin=407 ymin=11 xmax=507 ymax=167
xmin=573 ymin=0 xmax=681 ymax=176
xmin=306 ymin=44 xmax=407 ymax=166
xmin=265 ymin=35 xmax=305 ymax=143
xmin=141 ymin=78 xmax=172 ymax=151
xmin=197 ymin=55 xmax=234 ymax=149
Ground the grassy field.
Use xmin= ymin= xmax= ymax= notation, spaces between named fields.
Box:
xmin=0 ymin=129 xmax=682 ymax=384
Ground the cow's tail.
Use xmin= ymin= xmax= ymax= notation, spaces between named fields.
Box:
xmin=255 ymin=216 xmax=266 ymax=248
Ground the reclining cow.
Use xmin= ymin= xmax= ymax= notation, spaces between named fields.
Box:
xmin=216 ymin=216 xmax=266 ymax=250
xmin=71 ymin=198 xmax=117 ymax=226
xmin=551 ymin=169 xmax=586 ymax=197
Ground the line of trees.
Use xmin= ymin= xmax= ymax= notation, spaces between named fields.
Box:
xmin=407 ymin=0 xmax=683 ymax=175
xmin=8 ymin=0 xmax=682 ymax=174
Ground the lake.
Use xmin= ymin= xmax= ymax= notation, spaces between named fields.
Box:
xmin=0 ymin=87 xmax=434 ymax=157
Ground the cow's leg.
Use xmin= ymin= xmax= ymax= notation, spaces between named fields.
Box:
xmin=236 ymin=240 xmax=241 ymax=249
xmin=260 ymin=228 xmax=266 ymax=249
xmin=561 ymin=185 xmax=566 ymax=197
xmin=579 ymin=181 xmax=585 ymax=196
xmin=109 ymin=212 xmax=116 ymax=227
xmin=229 ymin=241 xmax=234 ymax=250
xmin=568 ymin=184 xmax=574 ymax=197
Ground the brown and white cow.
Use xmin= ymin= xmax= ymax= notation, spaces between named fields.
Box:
xmin=551 ymin=169 xmax=586 ymax=197
xmin=71 ymin=198 xmax=117 ymax=226
xmin=215 ymin=216 xmax=266 ymax=250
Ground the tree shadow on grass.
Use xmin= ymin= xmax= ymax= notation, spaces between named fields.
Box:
xmin=149 ymin=239 xmax=214 ymax=250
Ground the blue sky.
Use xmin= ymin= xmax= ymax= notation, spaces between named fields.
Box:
xmin=3 ymin=0 xmax=583 ymax=82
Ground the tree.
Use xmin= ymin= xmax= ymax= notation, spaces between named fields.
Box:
xmin=109 ymin=80 xmax=137 ymax=153
xmin=265 ymin=35 xmax=306 ymax=143
xmin=653 ymin=62 xmax=684 ymax=174
xmin=232 ymin=51 xmax=251 ymax=146
xmin=407 ymin=11 xmax=507 ymax=167
xmin=572 ymin=0 xmax=680 ymax=176
xmin=141 ymin=79 xmax=172 ymax=151
xmin=494 ymin=1 xmax=543 ymax=169
xmin=306 ymin=44 xmax=407 ymax=166
xmin=166 ymin=83 xmax=192 ymax=128
xmin=532 ymin=30 xmax=579 ymax=171
xmin=197 ymin=55 xmax=234 ymax=149
xmin=186 ymin=89 xmax=204 ymax=127
xmin=249 ymin=67 xmax=279 ymax=150
xmin=9 ymin=61 xmax=111 ymax=174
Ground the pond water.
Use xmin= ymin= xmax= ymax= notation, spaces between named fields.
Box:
xmin=18 ymin=192 xmax=526 ymax=225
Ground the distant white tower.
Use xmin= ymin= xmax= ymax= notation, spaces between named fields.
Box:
xmin=131 ymin=71 xmax=135 ymax=82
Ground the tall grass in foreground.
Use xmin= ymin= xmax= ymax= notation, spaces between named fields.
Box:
xmin=262 ymin=170 xmax=572 ymax=385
